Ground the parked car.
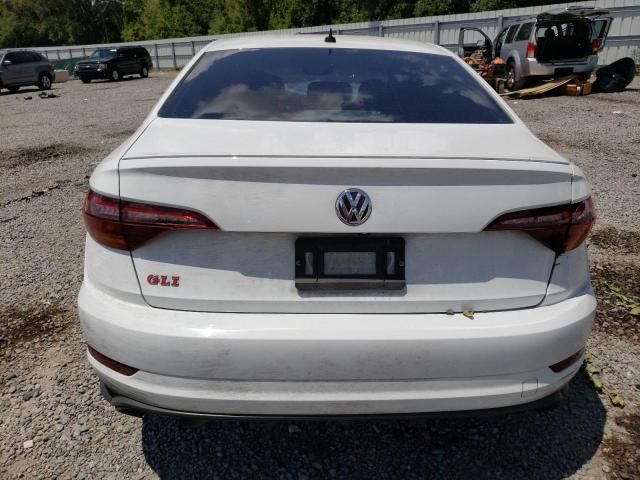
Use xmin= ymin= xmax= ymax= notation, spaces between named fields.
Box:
xmin=458 ymin=6 xmax=612 ymax=90
xmin=74 ymin=46 xmax=152 ymax=83
xmin=79 ymin=35 xmax=596 ymax=419
xmin=0 ymin=49 xmax=55 ymax=93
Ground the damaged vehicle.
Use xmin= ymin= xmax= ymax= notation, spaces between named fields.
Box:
xmin=459 ymin=6 xmax=612 ymax=90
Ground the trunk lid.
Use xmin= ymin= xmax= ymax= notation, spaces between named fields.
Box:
xmin=120 ymin=119 xmax=572 ymax=314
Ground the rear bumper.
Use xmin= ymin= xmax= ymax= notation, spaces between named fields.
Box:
xmin=79 ymin=279 xmax=595 ymax=416
xmin=100 ymin=380 xmax=571 ymax=420
xmin=522 ymin=57 xmax=597 ymax=77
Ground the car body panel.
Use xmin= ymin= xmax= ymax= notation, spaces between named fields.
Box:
xmin=79 ymin=275 xmax=594 ymax=414
xmin=0 ymin=50 xmax=54 ymax=89
xmin=80 ymin=36 xmax=596 ymax=416
xmin=458 ymin=7 xmax=611 ymax=85
xmin=74 ymin=46 xmax=152 ymax=81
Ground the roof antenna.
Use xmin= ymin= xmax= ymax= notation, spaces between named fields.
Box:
xmin=325 ymin=28 xmax=336 ymax=43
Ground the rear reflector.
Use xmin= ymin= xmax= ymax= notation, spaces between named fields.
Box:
xmin=549 ymin=349 xmax=584 ymax=373
xmin=485 ymin=197 xmax=595 ymax=254
xmin=83 ymin=190 xmax=219 ymax=250
xmin=87 ymin=345 xmax=139 ymax=376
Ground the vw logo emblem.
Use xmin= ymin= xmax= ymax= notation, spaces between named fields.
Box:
xmin=336 ymin=188 xmax=372 ymax=226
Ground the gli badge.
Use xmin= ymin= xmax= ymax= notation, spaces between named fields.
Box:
xmin=147 ymin=274 xmax=180 ymax=287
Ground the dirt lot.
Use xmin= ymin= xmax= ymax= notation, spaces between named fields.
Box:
xmin=0 ymin=74 xmax=639 ymax=479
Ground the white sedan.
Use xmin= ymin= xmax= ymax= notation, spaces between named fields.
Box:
xmin=79 ymin=34 xmax=596 ymax=418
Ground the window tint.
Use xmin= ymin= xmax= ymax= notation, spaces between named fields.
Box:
xmin=25 ymin=52 xmax=42 ymax=63
xmin=504 ymin=25 xmax=519 ymax=43
xmin=515 ymin=22 xmax=534 ymax=41
xmin=4 ymin=52 xmax=20 ymax=63
xmin=159 ymin=48 xmax=511 ymax=124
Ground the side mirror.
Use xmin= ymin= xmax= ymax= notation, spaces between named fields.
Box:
xmin=2 ymin=60 xmax=12 ymax=66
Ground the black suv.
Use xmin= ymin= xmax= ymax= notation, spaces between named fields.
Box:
xmin=75 ymin=46 xmax=152 ymax=83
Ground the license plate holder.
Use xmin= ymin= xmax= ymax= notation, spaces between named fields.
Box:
xmin=295 ymin=237 xmax=405 ymax=291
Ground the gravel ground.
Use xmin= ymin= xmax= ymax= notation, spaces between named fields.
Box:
xmin=0 ymin=74 xmax=639 ymax=479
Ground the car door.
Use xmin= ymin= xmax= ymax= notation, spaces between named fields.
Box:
xmin=493 ymin=27 xmax=509 ymax=59
xmin=500 ymin=24 xmax=520 ymax=59
xmin=24 ymin=52 xmax=42 ymax=83
xmin=2 ymin=52 xmax=28 ymax=85
xmin=511 ymin=22 xmax=535 ymax=57
xmin=457 ymin=27 xmax=494 ymax=62
xmin=120 ymin=49 xmax=137 ymax=74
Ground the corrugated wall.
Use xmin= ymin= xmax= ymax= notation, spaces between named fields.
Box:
xmin=34 ymin=0 xmax=640 ymax=69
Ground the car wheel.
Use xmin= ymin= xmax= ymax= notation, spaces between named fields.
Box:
xmin=506 ymin=62 xmax=525 ymax=91
xmin=140 ymin=65 xmax=149 ymax=78
xmin=8 ymin=86 xmax=20 ymax=93
xmin=109 ymin=68 xmax=120 ymax=82
xmin=80 ymin=76 xmax=91 ymax=84
xmin=38 ymin=73 xmax=52 ymax=90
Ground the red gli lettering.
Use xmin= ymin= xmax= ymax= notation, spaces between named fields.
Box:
xmin=171 ymin=276 xmax=180 ymax=287
xmin=160 ymin=275 xmax=171 ymax=286
xmin=147 ymin=274 xmax=159 ymax=285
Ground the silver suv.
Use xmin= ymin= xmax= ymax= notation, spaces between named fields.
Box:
xmin=459 ymin=7 xmax=612 ymax=90
xmin=0 ymin=49 xmax=55 ymax=93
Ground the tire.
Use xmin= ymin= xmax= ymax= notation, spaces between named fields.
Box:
xmin=38 ymin=73 xmax=52 ymax=90
xmin=140 ymin=64 xmax=149 ymax=78
xmin=80 ymin=76 xmax=91 ymax=84
xmin=8 ymin=86 xmax=20 ymax=93
xmin=505 ymin=62 xmax=525 ymax=91
xmin=109 ymin=68 xmax=120 ymax=82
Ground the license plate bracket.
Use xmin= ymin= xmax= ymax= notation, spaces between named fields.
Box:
xmin=295 ymin=237 xmax=405 ymax=291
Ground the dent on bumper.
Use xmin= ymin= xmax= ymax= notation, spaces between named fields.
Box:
xmin=79 ymin=279 xmax=595 ymax=415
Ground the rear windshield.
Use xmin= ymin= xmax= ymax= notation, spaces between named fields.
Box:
xmin=158 ymin=48 xmax=511 ymax=124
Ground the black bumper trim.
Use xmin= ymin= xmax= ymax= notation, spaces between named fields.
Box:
xmin=99 ymin=382 xmax=569 ymax=422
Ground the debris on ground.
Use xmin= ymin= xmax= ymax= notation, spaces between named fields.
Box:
xmin=593 ymin=57 xmax=637 ymax=93
xmin=585 ymin=353 xmax=626 ymax=408
xmin=501 ymin=75 xmax=576 ymax=98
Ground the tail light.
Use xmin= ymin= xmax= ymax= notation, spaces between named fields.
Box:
xmin=82 ymin=190 xmax=218 ymax=250
xmin=592 ymin=38 xmax=602 ymax=52
xmin=485 ymin=197 xmax=595 ymax=254
xmin=525 ymin=42 xmax=536 ymax=59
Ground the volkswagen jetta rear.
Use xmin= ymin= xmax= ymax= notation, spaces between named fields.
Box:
xmin=78 ymin=35 xmax=596 ymax=418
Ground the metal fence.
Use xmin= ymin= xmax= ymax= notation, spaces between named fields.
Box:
xmin=33 ymin=0 xmax=640 ymax=71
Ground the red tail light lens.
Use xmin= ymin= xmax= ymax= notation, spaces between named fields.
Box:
xmin=82 ymin=190 xmax=218 ymax=250
xmin=525 ymin=42 xmax=536 ymax=58
xmin=485 ymin=197 xmax=595 ymax=254
xmin=592 ymin=39 xmax=601 ymax=53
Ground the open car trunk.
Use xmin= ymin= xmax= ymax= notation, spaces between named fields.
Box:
xmin=535 ymin=8 xmax=611 ymax=63
xmin=118 ymin=119 xmax=574 ymax=314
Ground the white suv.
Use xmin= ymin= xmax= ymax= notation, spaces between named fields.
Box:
xmin=79 ymin=35 xmax=596 ymax=419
